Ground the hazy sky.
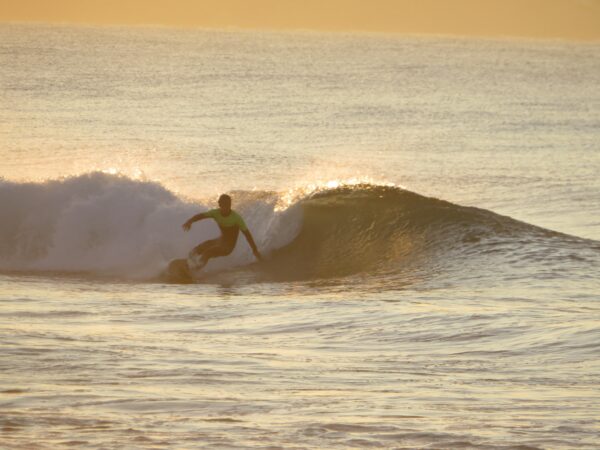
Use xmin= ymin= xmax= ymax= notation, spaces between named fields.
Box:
xmin=2 ymin=0 xmax=600 ymax=40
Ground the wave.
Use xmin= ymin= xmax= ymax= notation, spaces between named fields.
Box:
xmin=0 ymin=172 xmax=301 ymax=279
xmin=0 ymin=172 xmax=596 ymax=284
xmin=260 ymin=184 xmax=597 ymax=284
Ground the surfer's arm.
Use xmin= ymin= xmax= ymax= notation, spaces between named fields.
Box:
xmin=182 ymin=212 xmax=209 ymax=231
xmin=242 ymin=229 xmax=262 ymax=261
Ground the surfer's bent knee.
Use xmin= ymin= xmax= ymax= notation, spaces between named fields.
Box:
xmin=190 ymin=239 xmax=219 ymax=257
xmin=203 ymin=245 xmax=234 ymax=259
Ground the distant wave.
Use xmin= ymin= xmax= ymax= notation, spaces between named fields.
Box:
xmin=0 ymin=172 xmax=596 ymax=284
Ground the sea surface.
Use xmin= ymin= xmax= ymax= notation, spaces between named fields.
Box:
xmin=1 ymin=23 xmax=599 ymax=449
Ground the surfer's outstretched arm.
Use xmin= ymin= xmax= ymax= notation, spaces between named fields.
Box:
xmin=242 ymin=229 xmax=262 ymax=261
xmin=182 ymin=213 xmax=208 ymax=231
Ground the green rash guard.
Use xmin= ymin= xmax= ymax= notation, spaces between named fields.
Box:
xmin=205 ymin=209 xmax=248 ymax=248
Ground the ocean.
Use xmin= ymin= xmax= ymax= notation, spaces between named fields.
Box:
xmin=1 ymin=23 xmax=599 ymax=449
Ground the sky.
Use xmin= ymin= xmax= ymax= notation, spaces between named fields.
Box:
xmin=1 ymin=0 xmax=600 ymax=40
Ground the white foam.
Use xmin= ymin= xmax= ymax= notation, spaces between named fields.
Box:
xmin=0 ymin=173 xmax=302 ymax=279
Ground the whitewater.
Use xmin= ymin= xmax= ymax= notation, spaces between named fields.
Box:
xmin=1 ymin=23 xmax=599 ymax=449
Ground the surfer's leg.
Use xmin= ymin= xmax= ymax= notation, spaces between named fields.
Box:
xmin=188 ymin=240 xmax=234 ymax=271
xmin=188 ymin=239 xmax=221 ymax=271
xmin=204 ymin=243 xmax=234 ymax=259
xmin=192 ymin=244 xmax=234 ymax=270
xmin=189 ymin=238 xmax=220 ymax=258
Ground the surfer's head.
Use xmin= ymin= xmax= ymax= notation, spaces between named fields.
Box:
xmin=218 ymin=194 xmax=232 ymax=214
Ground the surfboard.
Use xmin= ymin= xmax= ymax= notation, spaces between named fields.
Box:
xmin=166 ymin=258 xmax=194 ymax=283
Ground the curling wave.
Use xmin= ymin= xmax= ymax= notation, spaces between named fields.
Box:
xmin=258 ymin=184 xmax=595 ymax=284
xmin=0 ymin=172 xmax=596 ymax=284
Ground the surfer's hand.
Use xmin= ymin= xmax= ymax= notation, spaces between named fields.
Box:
xmin=182 ymin=221 xmax=192 ymax=231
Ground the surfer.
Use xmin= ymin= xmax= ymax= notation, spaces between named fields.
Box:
xmin=182 ymin=194 xmax=262 ymax=271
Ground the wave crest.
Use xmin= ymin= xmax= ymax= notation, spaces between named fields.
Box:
xmin=1 ymin=172 xmax=594 ymax=284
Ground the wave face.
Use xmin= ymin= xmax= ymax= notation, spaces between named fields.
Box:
xmin=261 ymin=184 xmax=598 ymax=285
xmin=1 ymin=173 xmax=596 ymax=284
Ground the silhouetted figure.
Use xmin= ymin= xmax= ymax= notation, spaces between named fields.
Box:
xmin=182 ymin=194 xmax=262 ymax=271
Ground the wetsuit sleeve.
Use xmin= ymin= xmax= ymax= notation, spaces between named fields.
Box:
xmin=205 ymin=209 xmax=218 ymax=219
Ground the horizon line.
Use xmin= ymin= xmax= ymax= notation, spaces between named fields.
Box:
xmin=3 ymin=19 xmax=600 ymax=44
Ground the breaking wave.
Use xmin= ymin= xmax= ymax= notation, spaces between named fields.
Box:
xmin=0 ymin=172 xmax=596 ymax=285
